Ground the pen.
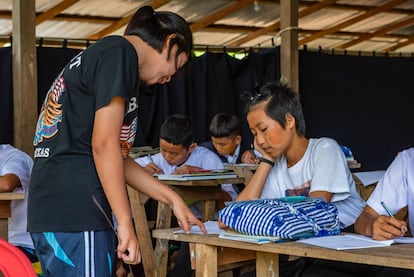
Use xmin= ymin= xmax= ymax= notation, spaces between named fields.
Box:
xmin=380 ymin=201 xmax=393 ymax=218
xmin=147 ymin=154 xmax=154 ymax=163
xmin=381 ymin=201 xmax=407 ymax=234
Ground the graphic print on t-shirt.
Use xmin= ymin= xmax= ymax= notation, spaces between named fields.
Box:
xmin=33 ymin=69 xmax=65 ymax=146
xmin=285 ymin=181 xmax=311 ymax=197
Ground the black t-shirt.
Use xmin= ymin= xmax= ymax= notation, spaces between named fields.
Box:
xmin=28 ymin=36 xmax=140 ymax=232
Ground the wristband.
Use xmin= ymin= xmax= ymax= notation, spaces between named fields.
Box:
xmin=258 ymin=157 xmax=275 ymax=167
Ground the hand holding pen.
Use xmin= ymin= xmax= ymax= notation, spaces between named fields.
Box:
xmin=379 ymin=201 xmax=408 ymax=236
xmin=144 ymin=154 xmax=163 ymax=175
xmin=241 ymin=144 xmax=259 ymax=164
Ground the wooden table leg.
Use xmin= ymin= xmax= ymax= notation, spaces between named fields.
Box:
xmin=0 ymin=200 xmax=11 ymax=240
xmin=154 ymin=202 xmax=172 ymax=277
xmin=195 ymin=244 xmax=217 ymax=277
xmin=256 ymin=252 xmax=279 ymax=277
xmin=202 ymin=200 xmax=216 ymax=221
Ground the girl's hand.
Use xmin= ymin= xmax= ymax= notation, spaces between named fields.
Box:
xmin=171 ymin=199 xmax=206 ymax=234
xmin=116 ymin=223 xmax=141 ymax=264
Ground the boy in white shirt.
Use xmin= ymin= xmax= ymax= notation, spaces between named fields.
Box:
xmin=135 ymin=114 xmax=238 ymax=277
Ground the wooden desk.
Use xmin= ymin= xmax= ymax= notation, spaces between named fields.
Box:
xmin=224 ymin=164 xmax=258 ymax=185
xmin=127 ymin=177 xmax=245 ymax=277
xmin=159 ymin=177 xmax=245 ymax=221
xmin=0 ymin=193 xmax=24 ymax=240
xmin=153 ymin=229 xmax=414 ymax=277
xmin=155 ymin=177 xmax=245 ymax=276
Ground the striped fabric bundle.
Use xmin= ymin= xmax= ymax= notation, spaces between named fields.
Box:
xmin=218 ymin=198 xmax=341 ymax=239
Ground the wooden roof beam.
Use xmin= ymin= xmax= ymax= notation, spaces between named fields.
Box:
xmin=87 ymin=0 xmax=172 ymax=41
xmin=336 ymin=15 xmax=414 ymax=49
xmin=190 ymin=0 xmax=256 ymax=32
xmin=228 ymin=0 xmax=336 ymax=47
xmin=299 ymin=0 xmax=408 ymax=46
xmin=35 ymin=0 xmax=80 ymax=25
xmin=384 ymin=36 xmax=414 ymax=51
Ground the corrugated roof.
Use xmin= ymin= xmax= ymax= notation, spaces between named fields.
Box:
xmin=2 ymin=0 xmax=414 ymax=53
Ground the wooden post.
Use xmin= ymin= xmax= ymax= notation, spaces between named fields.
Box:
xmin=280 ymin=0 xmax=299 ymax=93
xmin=12 ymin=0 xmax=37 ymax=156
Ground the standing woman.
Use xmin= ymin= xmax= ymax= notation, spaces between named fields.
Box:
xmin=28 ymin=6 xmax=205 ymax=277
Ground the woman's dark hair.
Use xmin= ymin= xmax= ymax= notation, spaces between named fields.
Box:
xmin=124 ymin=5 xmax=193 ymax=71
xmin=241 ymin=82 xmax=306 ymax=136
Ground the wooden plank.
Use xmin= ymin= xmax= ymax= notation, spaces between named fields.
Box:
xmin=256 ymin=252 xmax=279 ymax=277
xmin=0 ymin=201 xmax=11 ymax=218
xmin=195 ymin=244 xmax=217 ymax=277
xmin=280 ymin=0 xmax=299 ymax=92
xmin=0 ymin=218 xmax=8 ymax=240
xmin=152 ymin=229 xmax=414 ymax=270
xmin=0 ymin=193 xmax=24 ymax=200
xmin=127 ymin=186 xmax=157 ymax=277
xmin=154 ymin=202 xmax=172 ymax=277
xmin=171 ymin=187 xmax=221 ymax=201
xmin=12 ymin=0 xmax=37 ymax=154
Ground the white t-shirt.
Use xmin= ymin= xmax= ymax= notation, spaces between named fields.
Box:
xmin=0 ymin=144 xmax=34 ymax=248
xmin=261 ymin=138 xmax=365 ymax=228
xmin=135 ymin=146 xmax=237 ymax=200
xmin=367 ymin=148 xmax=414 ymax=232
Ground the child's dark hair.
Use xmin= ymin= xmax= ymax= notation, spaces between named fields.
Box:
xmin=242 ymin=82 xmax=306 ymax=136
xmin=160 ymin=114 xmax=194 ymax=148
xmin=124 ymin=5 xmax=193 ymax=72
xmin=208 ymin=113 xmax=241 ymax=138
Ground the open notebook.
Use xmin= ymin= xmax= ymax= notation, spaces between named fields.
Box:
xmin=298 ymin=234 xmax=414 ymax=250
xmin=155 ymin=170 xmax=237 ymax=181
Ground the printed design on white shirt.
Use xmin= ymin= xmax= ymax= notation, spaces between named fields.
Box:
xmin=285 ymin=180 xmax=311 ymax=197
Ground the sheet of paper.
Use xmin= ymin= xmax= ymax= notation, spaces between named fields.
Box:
xmin=298 ymin=234 xmax=390 ymax=250
xmin=296 ymin=233 xmax=414 ymax=250
xmin=174 ymin=220 xmax=223 ymax=235
xmin=156 ymin=173 xmax=237 ymax=181
xmin=353 ymin=170 xmax=386 ymax=186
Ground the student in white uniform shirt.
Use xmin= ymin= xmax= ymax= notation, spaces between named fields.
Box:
xmin=355 ymin=147 xmax=413 ymax=238
xmin=0 ymin=144 xmax=38 ymax=263
xmin=135 ymin=114 xmax=238 ymax=277
xmin=135 ymin=114 xmax=238 ymax=211
xmin=200 ymin=113 xmax=258 ymax=165
xmin=232 ymin=83 xmax=365 ymax=277
xmin=301 ymin=148 xmax=414 ymax=277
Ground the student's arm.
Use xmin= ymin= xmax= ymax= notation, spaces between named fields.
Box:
xmin=124 ymin=157 xmax=206 ymax=233
xmin=92 ymin=96 xmax=139 ymax=265
xmin=0 ymin=173 xmax=21 ymax=192
xmin=355 ymin=205 xmax=407 ymax=240
xmin=309 ymin=191 xmax=332 ymax=202
xmin=236 ymin=161 xmax=272 ymax=200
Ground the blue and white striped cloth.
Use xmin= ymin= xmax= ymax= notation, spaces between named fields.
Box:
xmin=218 ymin=198 xmax=341 ymax=239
